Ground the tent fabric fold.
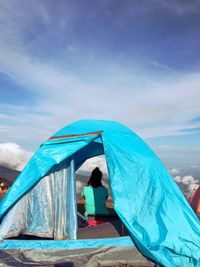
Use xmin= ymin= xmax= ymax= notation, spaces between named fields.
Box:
xmin=0 ymin=120 xmax=200 ymax=267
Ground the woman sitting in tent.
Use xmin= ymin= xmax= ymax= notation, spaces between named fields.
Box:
xmin=82 ymin=167 xmax=109 ymax=226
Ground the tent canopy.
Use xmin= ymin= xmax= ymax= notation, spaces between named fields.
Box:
xmin=0 ymin=120 xmax=200 ymax=267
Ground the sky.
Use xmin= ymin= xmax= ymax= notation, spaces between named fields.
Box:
xmin=0 ymin=0 xmax=200 ymax=189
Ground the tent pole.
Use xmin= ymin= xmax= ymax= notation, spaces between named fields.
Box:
xmin=69 ymin=158 xmax=77 ymax=239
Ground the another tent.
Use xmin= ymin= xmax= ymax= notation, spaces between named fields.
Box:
xmin=189 ymin=184 xmax=200 ymax=219
xmin=0 ymin=120 xmax=200 ymax=267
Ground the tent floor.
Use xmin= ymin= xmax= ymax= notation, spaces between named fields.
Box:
xmin=78 ymin=220 xmax=128 ymax=239
xmin=1 ymin=223 xmax=158 ymax=267
xmin=7 ymin=221 xmax=128 ymax=240
xmin=0 ymin=247 xmax=157 ymax=267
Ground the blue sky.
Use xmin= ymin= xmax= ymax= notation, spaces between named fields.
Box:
xmin=0 ymin=0 xmax=200 ymax=178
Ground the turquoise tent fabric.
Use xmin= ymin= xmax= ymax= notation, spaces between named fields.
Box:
xmin=0 ymin=120 xmax=200 ymax=267
xmin=0 ymin=236 xmax=134 ymax=250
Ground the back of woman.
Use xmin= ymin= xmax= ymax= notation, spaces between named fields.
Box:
xmin=82 ymin=185 xmax=108 ymax=216
xmin=82 ymin=167 xmax=109 ymax=217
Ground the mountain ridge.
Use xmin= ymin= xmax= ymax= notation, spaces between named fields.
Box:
xmin=0 ymin=165 xmax=20 ymax=184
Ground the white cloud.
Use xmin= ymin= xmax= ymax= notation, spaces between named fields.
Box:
xmin=173 ymin=175 xmax=199 ymax=199
xmin=2 ymin=46 xmax=200 ymax=141
xmin=182 ymin=175 xmax=197 ymax=185
xmin=0 ymin=143 xmax=32 ymax=171
xmin=189 ymin=165 xmax=199 ymax=168
xmin=174 ymin=175 xmax=181 ymax=183
xmin=0 ymin=125 xmax=13 ymax=133
xmin=170 ymin=168 xmax=180 ymax=175
xmin=1 ymin=46 xmax=200 ymax=146
xmin=77 ymin=156 xmax=108 ymax=177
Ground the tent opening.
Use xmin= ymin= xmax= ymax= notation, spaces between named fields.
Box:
xmin=76 ymin=155 xmax=129 ymax=239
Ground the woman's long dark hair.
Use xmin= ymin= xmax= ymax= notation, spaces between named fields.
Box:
xmin=87 ymin=167 xmax=103 ymax=188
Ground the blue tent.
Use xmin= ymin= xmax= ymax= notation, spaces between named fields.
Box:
xmin=0 ymin=120 xmax=200 ymax=267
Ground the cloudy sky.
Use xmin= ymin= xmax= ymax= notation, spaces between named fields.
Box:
xmin=0 ymin=0 xmax=200 ymax=185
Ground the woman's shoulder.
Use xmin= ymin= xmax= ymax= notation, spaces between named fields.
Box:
xmin=82 ymin=185 xmax=91 ymax=196
xmin=100 ymin=185 xmax=108 ymax=191
xmin=83 ymin=185 xmax=107 ymax=191
xmin=83 ymin=185 xmax=92 ymax=192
